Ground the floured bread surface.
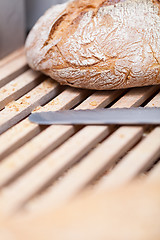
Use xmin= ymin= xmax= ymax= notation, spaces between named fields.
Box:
xmin=25 ymin=0 xmax=160 ymax=90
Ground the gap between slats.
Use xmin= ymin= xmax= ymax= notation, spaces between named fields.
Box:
xmin=0 ymin=86 xmax=159 ymax=213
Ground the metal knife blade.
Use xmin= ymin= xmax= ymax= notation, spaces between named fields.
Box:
xmin=29 ymin=107 xmax=160 ymax=125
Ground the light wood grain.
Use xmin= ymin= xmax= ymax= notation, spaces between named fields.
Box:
xmin=0 ymin=54 xmax=28 ymax=88
xmin=147 ymin=161 xmax=160 ymax=182
xmin=0 ymin=79 xmax=60 ymax=134
xmin=146 ymin=91 xmax=160 ymax=108
xmin=0 ymin=90 xmax=121 ymax=190
xmin=0 ymin=70 xmax=42 ymax=110
xmin=0 ymin=88 xmax=88 ymax=160
xmin=97 ymin=127 xmax=160 ymax=190
xmin=2 ymin=181 xmax=160 ymax=240
xmin=23 ymin=126 xmax=143 ymax=212
xmin=95 ymin=92 xmax=160 ymax=190
xmin=0 ymin=49 xmax=160 ymax=239
xmin=21 ymin=86 xmax=160 ymax=212
xmin=1 ymin=125 xmax=112 ymax=212
xmin=0 ymin=119 xmax=42 ymax=160
xmin=1 ymin=86 xmax=159 ymax=212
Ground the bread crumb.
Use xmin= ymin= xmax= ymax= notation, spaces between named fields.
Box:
xmin=49 ymin=98 xmax=60 ymax=106
xmin=32 ymin=106 xmax=42 ymax=112
xmin=42 ymin=80 xmax=54 ymax=89
xmin=12 ymin=82 xmax=18 ymax=87
xmin=1 ymin=88 xmax=7 ymax=93
xmin=90 ymin=101 xmax=97 ymax=106
xmin=119 ymin=134 xmax=124 ymax=138
xmin=5 ymin=97 xmax=30 ymax=111
xmin=6 ymin=101 xmax=20 ymax=111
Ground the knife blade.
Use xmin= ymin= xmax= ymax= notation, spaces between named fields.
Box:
xmin=29 ymin=107 xmax=160 ymax=125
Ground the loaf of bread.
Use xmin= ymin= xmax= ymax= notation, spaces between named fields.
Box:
xmin=25 ymin=0 xmax=160 ymax=90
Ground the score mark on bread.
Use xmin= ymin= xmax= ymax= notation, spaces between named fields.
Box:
xmin=25 ymin=0 xmax=160 ymax=90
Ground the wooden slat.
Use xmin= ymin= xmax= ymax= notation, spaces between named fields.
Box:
xmin=0 ymin=88 xmax=88 ymax=160
xmin=0 ymin=79 xmax=60 ymax=134
xmin=0 ymin=90 xmax=121 ymax=189
xmin=0 ymin=54 xmax=28 ymax=88
xmin=1 ymin=86 xmax=158 ymax=212
xmin=0 ymin=70 xmax=42 ymax=110
xmin=96 ymin=127 xmax=160 ymax=190
xmin=0 ymin=48 xmax=24 ymax=68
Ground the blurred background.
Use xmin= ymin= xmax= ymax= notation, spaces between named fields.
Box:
xmin=26 ymin=0 xmax=67 ymax=30
xmin=0 ymin=0 xmax=66 ymax=59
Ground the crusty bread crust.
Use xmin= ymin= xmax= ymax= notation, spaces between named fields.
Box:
xmin=25 ymin=0 xmax=160 ymax=90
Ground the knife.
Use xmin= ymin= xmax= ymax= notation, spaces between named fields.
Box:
xmin=29 ymin=107 xmax=160 ymax=125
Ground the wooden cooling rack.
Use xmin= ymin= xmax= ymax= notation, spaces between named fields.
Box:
xmin=0 ymin=48 xmax=160 ymax=227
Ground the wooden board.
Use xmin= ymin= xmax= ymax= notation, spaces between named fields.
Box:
xmin=0 ymin=48 xmax=160 ymax=219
